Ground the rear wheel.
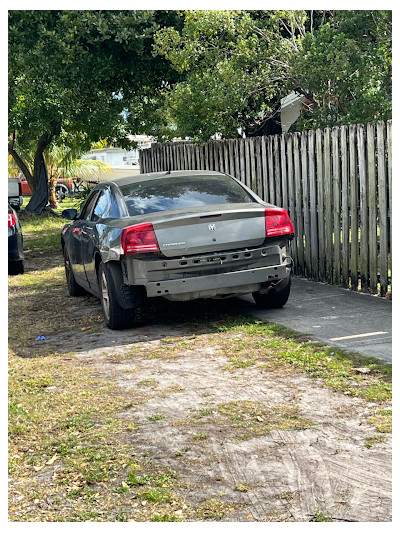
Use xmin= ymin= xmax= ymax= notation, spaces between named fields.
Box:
xmin=98 ymin=262 xmax=136 ymax=330
xmin=253 ymin=277 xmax=291 ymax=309
xmin=64 ymin=247 xmax=86 ymax=296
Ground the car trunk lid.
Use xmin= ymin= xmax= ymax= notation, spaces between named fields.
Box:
xmin=150 ymin=204 xmax=266 ymax=257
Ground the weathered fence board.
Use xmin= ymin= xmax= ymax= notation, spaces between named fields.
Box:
xmin=140 ymin=121 xmax=392 ymax=296
xmin=377 ymin=121 xmax=389 ymax=296
xmin=358 ymin=125 xmax=369 ymax=291
xmin=301 ymin=131 xmax=311 ymax=277
xmin=367 ymin=123 xmax=378 ymax=293
xmin=308 ymin=130 xmax=318 ymax=281
xmin=316 ymin=129 xmax=325 ymax=282
xmin=340 ymin=126 xmax=350 ymax=289
xmin=332 ymin=127 xmax=341 ymax=286
xmin=324 ymin=128 xmax=333 ymax=284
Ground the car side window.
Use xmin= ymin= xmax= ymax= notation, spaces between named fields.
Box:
xmin=91 ymin=189 xmax=120 ymax=222
xmin=80 ymin=192 xmax=99 ymax=220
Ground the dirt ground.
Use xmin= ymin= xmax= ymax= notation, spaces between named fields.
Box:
xmin=45 ymin=305 xmax=392 ymax=522
xmin=9 ymin=252 xmax=392 ymax=523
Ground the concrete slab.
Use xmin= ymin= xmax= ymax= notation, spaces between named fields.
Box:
xmin=238 ymin=277 xmax=392 ymax=363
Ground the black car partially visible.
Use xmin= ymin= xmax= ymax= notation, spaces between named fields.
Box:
xmin=8 ymin=203 xmax=24 ymax=275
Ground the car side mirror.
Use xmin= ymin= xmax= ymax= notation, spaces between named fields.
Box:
xmin=62 ymin=208 xmax=78 ymax=220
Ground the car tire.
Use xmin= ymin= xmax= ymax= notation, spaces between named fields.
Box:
xmin=253 ymin=276 xmax=291 ymax=309
xmin=98 ymin=262 xmax=135 ymax=330
xmin=8 ymin=260 xmax=24 ymax=276
xmin=56 ymin=184 xmax=69 ymax=201
xmin=64 ymin=247 xmax=86 ymax=296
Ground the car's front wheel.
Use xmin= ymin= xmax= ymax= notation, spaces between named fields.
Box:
xmin=253 ymin=276 xmax=291 ymax=309
xmin=98 ymin=262 xmax=136 ymax=330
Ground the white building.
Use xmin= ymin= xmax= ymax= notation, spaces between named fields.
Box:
xmin=81 ymin=135 xmax=154 ymax=181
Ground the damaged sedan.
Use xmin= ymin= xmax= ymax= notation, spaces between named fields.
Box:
xmin=61 ymin=170 xmax=294 ymax=329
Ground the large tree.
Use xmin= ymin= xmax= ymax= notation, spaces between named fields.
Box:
xmin=289 ymin=10 xmax=392 ymax=130
xmin=152 ymin=10 xmax=392 ymax=140
xmin=153 ymin=10 xmax=307 ymax=141
xmin=8 ymin=10 xmax=182 ymax=214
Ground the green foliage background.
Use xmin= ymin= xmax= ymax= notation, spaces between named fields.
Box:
xmin=9 ymin=9 xmax=392 ymax=174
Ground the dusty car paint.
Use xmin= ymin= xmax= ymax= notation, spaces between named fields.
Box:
xmin=61 ymin=170 xmax=294 ymax=328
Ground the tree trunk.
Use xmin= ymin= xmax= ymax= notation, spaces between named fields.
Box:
xmin=48 ymin=174 xmax=60 ymax=209
xmin=24 ymin=127 xmax=57 ymax=214
xmin=25 ymin=155 xmax=49 ymax=214
xmin=8 ymin=142 xmax=35 ymax=192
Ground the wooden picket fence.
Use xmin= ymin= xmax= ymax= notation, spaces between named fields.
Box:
xmin=140 ymin=121 xmax=392 ymax=296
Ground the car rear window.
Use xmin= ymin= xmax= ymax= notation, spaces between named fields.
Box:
xmin=119 ymin=174 xmax=255 ymax=216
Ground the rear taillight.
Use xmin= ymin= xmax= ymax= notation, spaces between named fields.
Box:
xmin=265 ymin=208 xmax=294 ymax=237
xmin=8 ymin=213 xmax=16 ymax=228
xmin=121 ymin=223 xmax=160 ymax=254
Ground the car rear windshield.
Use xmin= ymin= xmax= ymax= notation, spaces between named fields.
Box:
xmin=119 ymin=174 xmax=255 ymax=216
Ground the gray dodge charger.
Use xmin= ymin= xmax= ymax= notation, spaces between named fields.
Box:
xmin=61 ymin=170 xmax=294 ymax=329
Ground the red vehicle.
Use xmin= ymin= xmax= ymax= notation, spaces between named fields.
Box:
xmin=20 ymin=176 xmax=74 ymax=200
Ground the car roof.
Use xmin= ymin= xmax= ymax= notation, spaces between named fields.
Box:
xmin=106 ymin=170 xmax=227 ymax=189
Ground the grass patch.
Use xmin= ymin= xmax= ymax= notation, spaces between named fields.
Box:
xmin=8 ymin=216 xmax=103 ymax=357
xmin=310 ymin=510 xmax=332 ymax=522
xmin=19 ymin=213 xmax=65 ymax=255
xmin=196 ymin=498 xmax=235 ymax=520
xmin=368 ymin=408 xmax=392 ymax=433
xmin=192 ymin=432 xmax=209 ymax=441
xmin=365 ymin=435 xmax=388 ymax=448
xmin=216 ymin=318 xmax=391 ymax=403
xmin=8 ymin=349 xmax=186 ymax=522
xmin=148 ymin=413 xmax=165 ymax=423
xmin=151 ymin=514 xmax=181 ymax=522
xmin=218 ymin=400 xmax=313 ymax=439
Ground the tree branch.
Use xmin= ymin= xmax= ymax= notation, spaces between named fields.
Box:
xmin=8 ymin=141 xmax=33 ymax=184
